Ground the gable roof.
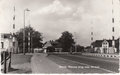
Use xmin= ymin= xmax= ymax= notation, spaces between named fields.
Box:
xmin=43 ymin=41 xmax=52 ymax=48
xmin=93 ymin=39 xmax=114 ymax=47
xmin=94 ymin=40 xmax=102 ymax=47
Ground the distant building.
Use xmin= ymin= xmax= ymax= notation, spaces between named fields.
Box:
xmin=0 ymin=33 xmax=18 ymax=53
xmin=43 ymin=41 xmax=52 ymax=53
xmin=84 ymin=46 xmax=94 ymax=53
xmin=43 ymin=41 xmax=52 ymax=48
xmin=115 ymin=38 xmax=120 ymax=53
xmin=43 ymin=41 xmax=63 ymax=52
xmin=34 ymin=48 xmax=43 ymax=53
xmin=92 ymin=39 xmax=119 ymax=54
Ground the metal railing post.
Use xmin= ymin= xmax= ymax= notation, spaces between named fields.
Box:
xmin=3 ymin=51 xmax=6 ymax=73
xmin=9 ymin=52 xmax=11 ymax=69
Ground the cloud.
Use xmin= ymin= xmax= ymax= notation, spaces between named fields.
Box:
xmin=38 ymin=0 xmax=72 ymax=15
xmin=73 ymin=7 xmax=84 ymax=16
xmin=0 ymin=0 xmax=119 ymax=46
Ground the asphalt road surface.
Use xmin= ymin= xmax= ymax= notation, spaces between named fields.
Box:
xmin=47 ymin=54 xmax=119 ymax=73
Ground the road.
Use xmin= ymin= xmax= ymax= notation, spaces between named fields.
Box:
xmin=47 ymin=54 xmax=119 ymax=73
xmin=8 ymin=53 xmax=119 ymax=74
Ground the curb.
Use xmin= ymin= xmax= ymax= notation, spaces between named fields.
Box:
xmin=82 ymin=53 xmax=119 ymax=59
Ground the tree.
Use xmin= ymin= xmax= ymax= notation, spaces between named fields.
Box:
xmin=76 ymin=45 xmax=84 ymax=52
xmin=16 ymin=26 xmax=43 ymax=53
xmin=57 ymin=31 xmax=75 ymax=52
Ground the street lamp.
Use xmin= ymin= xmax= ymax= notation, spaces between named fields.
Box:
xmin=23 ymin=8 xmax=30 ymax=55
xmin=73 ymin=32 xmax=77 ymax=53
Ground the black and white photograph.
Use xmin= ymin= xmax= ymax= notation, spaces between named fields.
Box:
xmin=0 ymin=0 xmax=120 ymax=74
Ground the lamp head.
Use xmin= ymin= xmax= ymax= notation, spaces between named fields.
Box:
xmin=25 ymin=8 xmax=30 ymax=11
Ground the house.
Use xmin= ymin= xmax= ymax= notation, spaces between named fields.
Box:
xmin=54 ymin=44 xmax=62 ymax=52
xmin=51 ymin=41 xmax=62 ymax=52
xmin=92 ymin=39 xmax=118 ymax=54
xmin=0 ymin=33 xmax=18 ymax=53
xmin=42 ymin=41 xmax=63 ymax=53
xmin=115 ymin=38 xmax=120 ymax=53
xmin=42 ymin=41 xmax=52 ymax=53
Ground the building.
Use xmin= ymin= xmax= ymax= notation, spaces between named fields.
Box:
xmin=115 ymin=38 xmax=120 ymax=53
xmin=43 ymin=41 xmax=63 ymax=53
xmin=34 ymin=48 xmax=43 ymax=53
xmin=43 ymin=41 xmax=52 ymax=53
xmin=51 ymin=41 xmax=62 ymax=52
xmin=0 ymin=33 xmax=18 ymax=53
xmin=92 ymin=39 xmax=118 ymax=54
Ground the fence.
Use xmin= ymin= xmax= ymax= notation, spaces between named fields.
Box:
xmin=1 ymin=51 xmax=11 ymax=73
xmin=82 ymin=53 xmax=119 ymax=59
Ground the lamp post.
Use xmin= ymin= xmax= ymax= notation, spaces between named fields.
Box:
xmin=28 ymin=10 xmax=31 ymax=53
xmin=74 ymin=32 xmax=77 ymax=53
xmin=23 ymin=8 xmax=30 ymax=55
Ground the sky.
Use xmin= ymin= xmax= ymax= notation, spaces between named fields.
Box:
xmin=0 ymin=0 xmax=120 ymax=46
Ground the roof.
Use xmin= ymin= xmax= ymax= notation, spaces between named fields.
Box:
xmin=115 ymin=39 xmax=119 ymax=49
xmin=43 ymin=41 xmax=52 ymax=48
xmin=94 ymin=40 xmax=102 ymax=47
xmin=0 ymin=33 xmax=12 ymax=39
xmin=93 ymin=39 xmax=115 ymax=47
xmin=107 ymin=40 xmax=112 ymax=47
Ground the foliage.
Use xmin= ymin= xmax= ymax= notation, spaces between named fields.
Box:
xmin=57 ymin=31 xmax=75 ymax=52
xmin=47 ymin=46 xmax=55 ymax=52
xmin=16 ymin=26 xmax=43 ymax=53
xmin=76 ymin=45 xmax=84 ymax=52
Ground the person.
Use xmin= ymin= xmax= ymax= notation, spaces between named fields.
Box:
xmin=44 ymin=48 xmax=49 ymax=56
xmin=44 ymin=49 xmax=47 ymax=53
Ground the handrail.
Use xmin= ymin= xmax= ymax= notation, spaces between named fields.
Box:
xmin=1 ymin=51 xmax=11 ymax=65
xmin=1 ymin=51 xmax=11 ymax=73
xmin=1 ymin=61 xmax=4 ymax=65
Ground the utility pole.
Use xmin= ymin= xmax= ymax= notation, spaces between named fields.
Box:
xmin=112 ymin=0 xmax=115 ymax=53
xmin=12 ymin=6 xmax=16 ymax=53
xmin=28 ymin=11 xmax=31 ymax=53
xmin=31 ymin=33 xmax=33 ymax=53
xmin=28 ymin=25 xmax=31 ymax=53
xmin=119 ymin=0 xmax=120 ymax=54
xmin=23 ymin=8 xmax=30 ymax=55
xmin=74 ymin=32 xmax=77 ymax=52
xmin=90 ymin=21 xmax=94 ymax=53
xmin=91 ymin=31 xmax=93 ymax=48
xmin=90 ymin=21 xmax=94 ymax=49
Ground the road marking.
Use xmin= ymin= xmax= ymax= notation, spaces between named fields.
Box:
xmin=98 ymin=67 xmax=116 ymax=73
xmin=54 ymin=55 xmax=115 ymax=73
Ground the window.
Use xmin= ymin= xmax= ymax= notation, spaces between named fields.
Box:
xmin=1 ymin=42 xmax=4 ymax=48
xmin=13 ymin=42 xmax=15 ymax=47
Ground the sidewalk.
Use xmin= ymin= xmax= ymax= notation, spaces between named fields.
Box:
xmin=8 ymin=54 xmax=32 ymax=74
xmin=31 ymin=53 xmax=71 ymax=73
